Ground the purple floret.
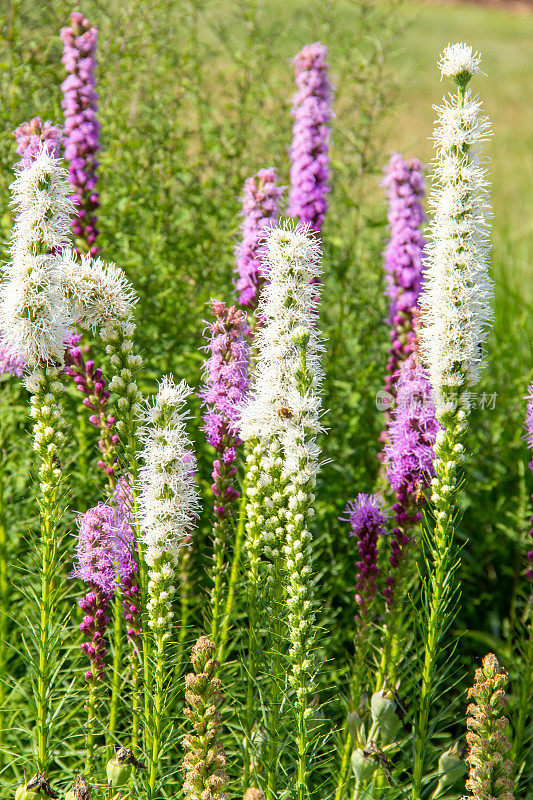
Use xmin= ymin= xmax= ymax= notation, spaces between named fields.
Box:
xmin=288 ymin=42 xmax=333 ymax=234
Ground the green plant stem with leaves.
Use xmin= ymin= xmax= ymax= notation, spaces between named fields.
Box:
xmin=411 ymin=410 xmax=466 ymax=799
xmin=29 ymin=367 xmax=66 ymax=772
xmin=108 ymin=589 xmax=123 ymax=757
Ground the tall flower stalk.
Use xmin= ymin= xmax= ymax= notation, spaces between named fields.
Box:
xmin=199 ymin=301 xmax=249 ymax=649
xmin=412 ymin=43 xmax=493 ymax=798
xmin=138 ymin=377 xmax=200 ymax=799
xmin=381 ymin=154 xmax=425 ymax=414
xmin=235 ymin=169 xmax=283 ymax=315
xmin=240 ymin=222 xmax=324 ymax=800
xmin=60 ymin=11 xmax=100 ymax=255
xmin=461 ymin=654 xmax=516 ymax=800
xmin=288 ymin=43 xmax=332 ymax=235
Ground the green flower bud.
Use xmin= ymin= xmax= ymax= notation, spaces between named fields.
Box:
xmin=431 ymin=743 xmax=466 ymax=798
xmin=106 ymin=757 xmax=131 ymax=788
xmin=15 ymin=787 xmax=39 ymax=800
xmin=347 ymin=710 xmax=365 ymax=745
xmin=65 ymin=774 xmax=91 ymax=800
xmin=370 ymin=688 xmax=401 ymax=745
xmin=351 ymin=748 xmax=377 ymax=784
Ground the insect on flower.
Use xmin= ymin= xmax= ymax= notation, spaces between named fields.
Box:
xmin=277 ymin=406 xmax=294 ymax=419
xmin=25 ymin=773 xmax=58 ymax=798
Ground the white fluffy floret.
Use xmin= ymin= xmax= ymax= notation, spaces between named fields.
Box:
xmin=438 ymin=42 xmax=481 ymax=80
xmin=420 ymin=60 xmax=493 ymax=416
xmin=60 ymin=250 xmax=137 ymax=329
xmin=240 ymin=221 xmax=325 ymax=480
xmin=138 ymin=377 xmax=200 ymax=566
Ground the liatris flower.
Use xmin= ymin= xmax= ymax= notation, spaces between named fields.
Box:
xmin=240 ymin=222 xmax=324 ymax=797
xmin=13 ymin=117 xmax=62 ymax=166
xmin=138 ymin=376 xmax=200 ymax=795
xmin=341 ymin=494 xmax=387 ymax=619
xmin=0 ymin=338 xmax=25 ymax=377
xmin=420 ymin=46 xmax=493 ymax=417
xmin=411 ymin=45 xmax=494 ymax=797
xmin=200 ymin=300 xmax=249 ymax=643
xmin=182 ymin=637 xmax=230 ymax=800
xmin=60 ymin=12 xmax=100 ymax=255
xmin=64 ymin=330 xmax=119 ymax=483
xmin=523 ymin=383 xmax=533 ymax=582
xmin=461 ymin=653 xmax=516 ymax=800
xmin=0 ymin=147 xmax=74 ymax=367
xmin=383 ymin=357 xmax=439 ymax=606
xmin=288 ymin=43 xmax=332 ymax=234
xmin=382 ymin=154 xmax=426 ymax=402
xmin=235 ymin=168 xmax=284 ymax=311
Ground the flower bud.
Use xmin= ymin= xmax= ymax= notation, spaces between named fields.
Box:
xmin=431 ymin=743 xmax=465 ymax=798
xmin=347 ymin=710 xmax=365 ymax=745
xmin=370 ymin=688 xmax=401 ymax=744
xmin=106 ymin=756 xmax=131 ymax=788
xmin=15 ymin=787 xmax=39 ymax=800
xmin=351 ymin=748 xmax=376 ymax=784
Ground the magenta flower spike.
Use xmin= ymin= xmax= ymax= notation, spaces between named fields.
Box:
xmin=60 ymin=11 xmax=100 ymax=255
xmin=382 ymin=154 xmax=426 ymax=403
xmin=288 ymin=42 xmax=333 ymax=234
xmin=235 ymin=168 xmax=284 ymax=313
xmin=341 ymin=494 xmax=388 ymax=620
xmin=200 ymin=301 xmax=249 ymax=520
xmin=383 ymin=356 xmax=439 ymax=606
xmin=0 ymin=338 xmax=26 ymax=378
xmin=64 ymin=330 xmax=119 ymax=484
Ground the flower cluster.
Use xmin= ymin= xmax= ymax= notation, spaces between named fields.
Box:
xmin=138 ymin=377 xmax=199 ymax=636
xmin=0 ymin=338 xmax=25 ymax=377
xmin=235 ymin=168 xmax=284 ymax=311
xmin=420 ymin=47 xmax=493 ymax=417
xmin=60 ymin=11 xmax=100 ymax=255
xmin=13 ymin=116 xmax=62 ymax=166
xmin=64 ymin=330 xmax=119 ymax=481
xmin=182 ymin=637 xmax=229 ymax=800
xmin=383 ymin=357 xmax=439 ymax=605
xmin=382 ymin=153 xmax=426 ymax=401
xmin=72 ymin=503 xmax=135 ymax=681
xmin=288 ymin=42 xmax=332 ymax=233
xmin=462 ymin=653 xmax=515 ymax=800
xmin=0 ymin=146 xmax=136 ymax=373
xmin=201 ymin=300 xmax=249 ymax=516
xmin=342 ymin=494 xmax=388 ymax=619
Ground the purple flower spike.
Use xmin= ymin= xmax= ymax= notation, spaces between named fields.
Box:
xmin=288 ymin=42 xmax=333 ymax=234
xmin=60 ymin=12 xmax=100 ymax=255
xmin=235 ymin=168 xmax=284 ymax=312
xmin=13 ymin=117 xmax=62 ymax=167
xmin=200 ymin=301 xmax=249 ymax=520
xmin=341 ymin=494 xmax=388 ymax=620
xmin=64 ymin=331 xmax=118 ymax=482
xmin=382 ymin=153 xmax=426 ymax=402
xmin=524 ymin=383 xmax=533 ymax=582
xmin=383 ymin=356 xmax=439 ymax=606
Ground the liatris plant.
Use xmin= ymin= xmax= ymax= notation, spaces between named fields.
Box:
xmin=0 ymin=338 xmax=25 ymax=377
xmin=524 ymin=383 xmax=533 ymax=583
xmin=138 ymin=377 xmax=200 ymax=798
xmin=381 ymin=154 xmax=426 ymax=408
xmin=64 ymin=330 xmax=119 ymax=486
xmin=383 ymin=356 xmax=439 ymax=607
xmin=60 ymin=11 xmax=100 ymax=255
xmin=13 ymin=116 xmax=62 ymax=165
xmin=461 ymin=654 xmax=516 ymax=800
xmin=288 ymin=43 xmax=332 ymax=234
xmin=235 ymin=169 xmax=284 ymax=313
xmin=240 ymin=222 xmax=324 ymax=799
xmin=412 ymin=43 xmax=493 ymax=797
xmin=342 ymin=494 xmax=387 ymax=624
xmin=182 ymin=637 xmax=229 ymax=800
xmin=200 ymin=300 xmax=249 ymax=648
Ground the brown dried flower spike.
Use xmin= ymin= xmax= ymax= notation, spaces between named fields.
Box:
xmin=461 ymin=653 xmax=516 ymax=800
xmin=182 ymin=636 xmax=229 ymax=800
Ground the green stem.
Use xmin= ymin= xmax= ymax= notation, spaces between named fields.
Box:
xmin=148 ymin=632 xmax=165 ymax=800
xmin=85 ymin=682 xmax=96 ymax=775
xmin=108 ymin=589 xmax=123 ymax=757
xmin=131 ymin=646 xmax=141 ymax=751
xmin=176 ymin=544 xmax=192 ymax=678
xmin=210 ymin=514 xmax=228 ymax=648
xmin=511 ymin=600 xmax=533 ymax=766
xmin=0 ymin=457 xmax=7 ymax=759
